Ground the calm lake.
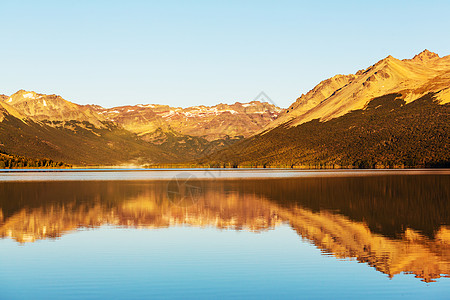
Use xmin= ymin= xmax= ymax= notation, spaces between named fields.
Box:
xmin=0 ymin=169 xmax=449 ymax=299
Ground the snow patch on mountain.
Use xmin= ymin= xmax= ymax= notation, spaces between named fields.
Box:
xmin=23 ymin=93 xmax=35 ymax=99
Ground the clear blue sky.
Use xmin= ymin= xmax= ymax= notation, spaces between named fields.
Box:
xmin=1 ymin=0 xmax=449 ymax=108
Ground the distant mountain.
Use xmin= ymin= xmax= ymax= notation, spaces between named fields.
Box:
xmin=91 ymin=101 xmax=281 ymax=141
xmin=0 ymin=90 xmax=279 ymax=166
xmin=206 ymin=50 xmax=450 ymax=168
xmin=6 ymin=90 xmax=106 ymax=127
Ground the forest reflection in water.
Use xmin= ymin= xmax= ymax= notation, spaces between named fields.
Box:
xmin=0 ymin=174 xmax=449 ymax=283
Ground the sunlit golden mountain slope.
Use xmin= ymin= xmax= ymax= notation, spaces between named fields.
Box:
xmin=0 ymin=100 xmax=26 ymax=123
xmin=5 ymin=90 xmax=106 ymax=127
xmin=265 ymin=50 xmax=450 ymax=131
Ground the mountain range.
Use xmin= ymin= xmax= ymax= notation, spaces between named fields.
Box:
xmin=1 ymin=50 xmax=449 ymax=167
xmin=0 ymin=90 xmax=280 ymax=166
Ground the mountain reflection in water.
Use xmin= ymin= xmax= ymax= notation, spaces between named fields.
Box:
xmin=0 ymin=175 xmax=449 ymax=283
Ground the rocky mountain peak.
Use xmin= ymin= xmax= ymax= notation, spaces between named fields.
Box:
xmin=3 ymin=90 xmax=107 ymax=127
xmin=411 ymin=49 xmax=440 ymax=62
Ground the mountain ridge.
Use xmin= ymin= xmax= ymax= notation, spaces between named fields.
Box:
xmin=262 ymin=50 xmax=450 ymax=133
xmin=92 ymin=100 xmax=281 ymax=141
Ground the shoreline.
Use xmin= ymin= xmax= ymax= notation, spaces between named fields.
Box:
xmin=0 ymin=168 xmax=449 ymax=182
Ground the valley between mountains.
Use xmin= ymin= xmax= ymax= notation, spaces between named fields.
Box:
xmin=1 ymin=50 xmax=449 ymax=168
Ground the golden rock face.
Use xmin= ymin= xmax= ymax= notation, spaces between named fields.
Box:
xmin=0 ymin=176 xmax=449 ymax=282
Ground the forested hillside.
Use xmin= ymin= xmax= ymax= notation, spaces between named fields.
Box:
xmin=0 ymin=150 xmax=70 ymax=169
